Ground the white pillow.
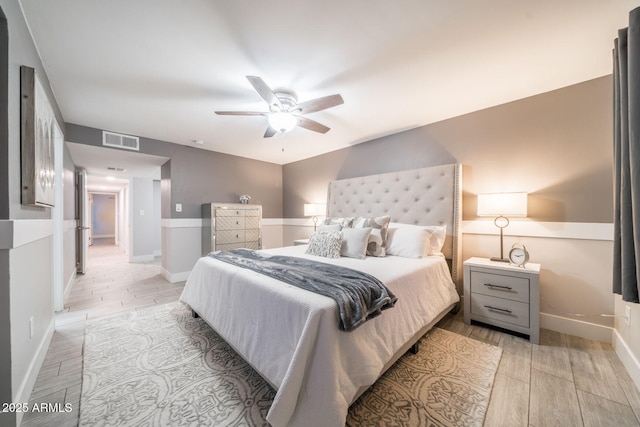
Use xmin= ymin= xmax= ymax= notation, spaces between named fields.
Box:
xmin=305 ymin=230 xmax=342 ymax=258
xmin=385 ymin=227 xmax=432 ymax=258
xmin=389 ymin=222 xmax=446 ymax=255
xmin=341 ymin=227 xmax=372 ymax=260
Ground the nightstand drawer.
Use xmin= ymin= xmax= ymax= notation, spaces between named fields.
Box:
xmin=470 ymin=271 xmax=530 ymax=303
xmin=470 ymin=293 xmax=530 ymax=328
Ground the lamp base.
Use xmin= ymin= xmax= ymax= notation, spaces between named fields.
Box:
xmin=490 ymin=257 xmax=509 ymax=263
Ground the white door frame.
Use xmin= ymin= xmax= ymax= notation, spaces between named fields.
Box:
xmin=52 ymin=123 xmax=64 ymax=312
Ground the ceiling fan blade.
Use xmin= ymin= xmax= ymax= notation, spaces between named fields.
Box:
xmin=296 ymin=94 xmax=344 ymax=114
xmin=215 ymin=111 xmax=266 ymax=116
xmin=263 ymin=126 xmax=277 ymax=138
xmin=246 ymin=76 xmax=282 ymax=109
xmin=296 ymin=116 xmax=330 ymax=134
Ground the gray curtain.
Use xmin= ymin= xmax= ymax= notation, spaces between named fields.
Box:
xmin=613 ymin=7 xmax=640 ymax=303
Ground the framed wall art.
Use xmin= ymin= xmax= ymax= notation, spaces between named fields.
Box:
xmin=21 ymin=65 xmax=56 ymax=207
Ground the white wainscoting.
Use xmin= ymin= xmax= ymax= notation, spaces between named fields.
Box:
xmin=1 ymin=220 xmax=55 ymax=421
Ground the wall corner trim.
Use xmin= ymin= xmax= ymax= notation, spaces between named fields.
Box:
xmin=0 ymin=219 xmax=53 ymax=249
xmin=161 ymin=267 xmax=190 ymax=284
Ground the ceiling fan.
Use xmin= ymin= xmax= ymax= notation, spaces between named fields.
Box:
xmin=215 ymin=76 xmax=344 ymax=138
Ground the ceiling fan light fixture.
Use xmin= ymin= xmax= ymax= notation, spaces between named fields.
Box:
xmin=268 ymin=112 xmax=297 ymax=133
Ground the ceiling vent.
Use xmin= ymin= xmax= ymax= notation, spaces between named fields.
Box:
xmin=102 ymin=131 xmax=139 ymax=151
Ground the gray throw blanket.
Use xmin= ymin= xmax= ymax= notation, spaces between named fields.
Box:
xmin=209 ymin=249 xmax=397 ymax=331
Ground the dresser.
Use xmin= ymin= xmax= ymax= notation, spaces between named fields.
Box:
xmin=202 ymin=203 xmax=262 ymax=255
xmin=463 ymin=257 xmax=540 ymax=344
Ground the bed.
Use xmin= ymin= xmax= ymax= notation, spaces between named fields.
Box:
xmin=180 ymin=163 xmax=463 ymax=427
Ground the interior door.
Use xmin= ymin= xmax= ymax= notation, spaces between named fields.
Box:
xmin=75 ymin=169 xmax=89 ymax=274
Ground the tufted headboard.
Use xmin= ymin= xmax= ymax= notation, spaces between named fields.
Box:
xmin=326 ymin=163 xmax=463 ymax=291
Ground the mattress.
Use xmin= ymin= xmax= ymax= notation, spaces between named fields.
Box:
xmin=179 ymin=245 xmax=460 ymax=427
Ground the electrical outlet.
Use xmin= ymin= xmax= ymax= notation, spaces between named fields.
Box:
xmin=626 ymin=306 xmax=631 ymax=326
xmin=29 ymin=316 xmax=34 ymax=338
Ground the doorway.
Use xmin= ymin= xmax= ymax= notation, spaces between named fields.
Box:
xmin=90 ymin=192 xmax=118 ymax=246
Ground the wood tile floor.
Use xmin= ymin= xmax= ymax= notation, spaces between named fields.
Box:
xmin=21 ymin=240 xmax=185 ymax=427
xmin=21 ymin=242 xmax=640 ymax=426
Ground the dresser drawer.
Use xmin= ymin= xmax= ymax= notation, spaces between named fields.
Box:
xmin=216 ymin=216 xmax=246 ymax=230
xmin=216 ymin=242 xmax=245 ymax=251
xmin=470 ymin=271 xmax=530 ymax=303
xmin=217 ymin=208 xmax=246 ymax=217
xmin=216 ymin=230 xmax=245 ymax=245
xmin=245 ymin=216 xmax=260 ymax=229
xmin=470 ymin=293 xmax=530 ymax=328
xmin=244 ymin=240 xmax=260 ymax=250
xmin=245 ymin=229 xmax=260 ymax=242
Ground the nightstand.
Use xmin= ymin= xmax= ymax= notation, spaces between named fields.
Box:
xmin=293 ymin=239 xmax=309 ymax=246
xmin=463 ymin=257 xmax=540 ymax=344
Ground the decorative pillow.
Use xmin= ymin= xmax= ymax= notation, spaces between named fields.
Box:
xmin=389 ymin=222 xmax=447 ymax=255
xmin=423 ymin=225 xmax=447 ymax=254
xmin=341 ymin=227 xmax=372 ymax=260
xmin=317 ymin=224 xmax=342 ymax=232
xmin=305 ymin=230 xmax=342 ymax=259
xmin=385 ymin=227 xmax=432 ymax=258
xmin=352 ymin=215 xmax=391 ymax=257
xmin=323 ymin=217 xmax=355 ymax=228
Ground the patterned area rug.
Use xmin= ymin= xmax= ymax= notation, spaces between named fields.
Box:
xmin=80 ymin=302 xmax=501 ymax=427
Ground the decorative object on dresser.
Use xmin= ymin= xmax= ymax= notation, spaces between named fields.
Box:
xmin=201 ymin=203 xmax=262 ymax=255
xmin=476 ymin=192 xmax=528 ymax=262
xmin=508 ymin=243 xmax=529 ymax=267
xmin=239 ymin=194 xmax=251 ymax=204
xmin=304 ymin=203 xmax=326 ymax=231
xmin=463 ymin=257 xmax=540 ymax=344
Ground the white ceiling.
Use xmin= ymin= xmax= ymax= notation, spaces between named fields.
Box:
xmin=20 ymin=0 xmax=639 ymax=166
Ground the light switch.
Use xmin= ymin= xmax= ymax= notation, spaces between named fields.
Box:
xmin=176 ymin=203 xmax=182 ymax=212
xmin=140 ymin=210 xmax=145 ymax=216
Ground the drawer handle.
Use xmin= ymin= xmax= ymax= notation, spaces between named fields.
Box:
xmin=484 ymin=305 xmax=513 ymax=314
xmin=484 ymin=283 xmax=512 ymax=290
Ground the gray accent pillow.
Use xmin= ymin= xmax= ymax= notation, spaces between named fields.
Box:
xmin=352 ymin=215 xmax=391 ymax=257
xmin=341 ymin=227 xmax=372 ymax=260
xmin=323 ymin=217 xmax=355 ymax=228
xmin=305 ymin=230 xmax=343 ymax=259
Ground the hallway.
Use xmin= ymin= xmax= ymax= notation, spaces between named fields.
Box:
xmin=21 ymin=242 xmax=184 ymax=427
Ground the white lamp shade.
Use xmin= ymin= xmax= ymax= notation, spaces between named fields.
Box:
xmin=268 ymin=112 xmax=297 ymax=133
xmin=477 ymin=192 xmax=527 ymax=217
xmin=304 ymin=203 xmax=326 ymax=217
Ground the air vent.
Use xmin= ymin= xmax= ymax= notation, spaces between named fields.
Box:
xmin=102 ymin=131 xmax=139 ymax=151
xmin=106 ymin=167 xmax=126 ymax=172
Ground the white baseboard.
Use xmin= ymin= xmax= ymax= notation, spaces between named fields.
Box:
xmin=14 ymin=317 xmax=55 ymax=426
xmin=130 ymin=254 xmax=154 ymax=262
xmin=153 ymin=250 xmax=162 ymax=257
xmin=540 ymin=312 xmax=613 ymax=343
xmin=613 ymin=329 xmax=640 ymax=392
xmin=161 ymin=267 xmax=190 ymax=283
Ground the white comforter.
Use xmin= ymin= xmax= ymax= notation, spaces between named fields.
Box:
xmin=179 ymin=245 xmax=459 ymax=427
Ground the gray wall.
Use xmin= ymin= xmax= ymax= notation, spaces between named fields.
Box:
xmin=131 ymin=177 xmax=154 ymax=259
xmin=1 ymin=0 xmax=64 ymax=220
xmin=153 ymin=180 xmax=161 ymax=254
xmin=65 ymin=124 xmax=283 ymax=219
xmin=283 ymin=76 xmax=613 ymax=224
xmin=0 ymin=1 xmax=65 ymax=424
